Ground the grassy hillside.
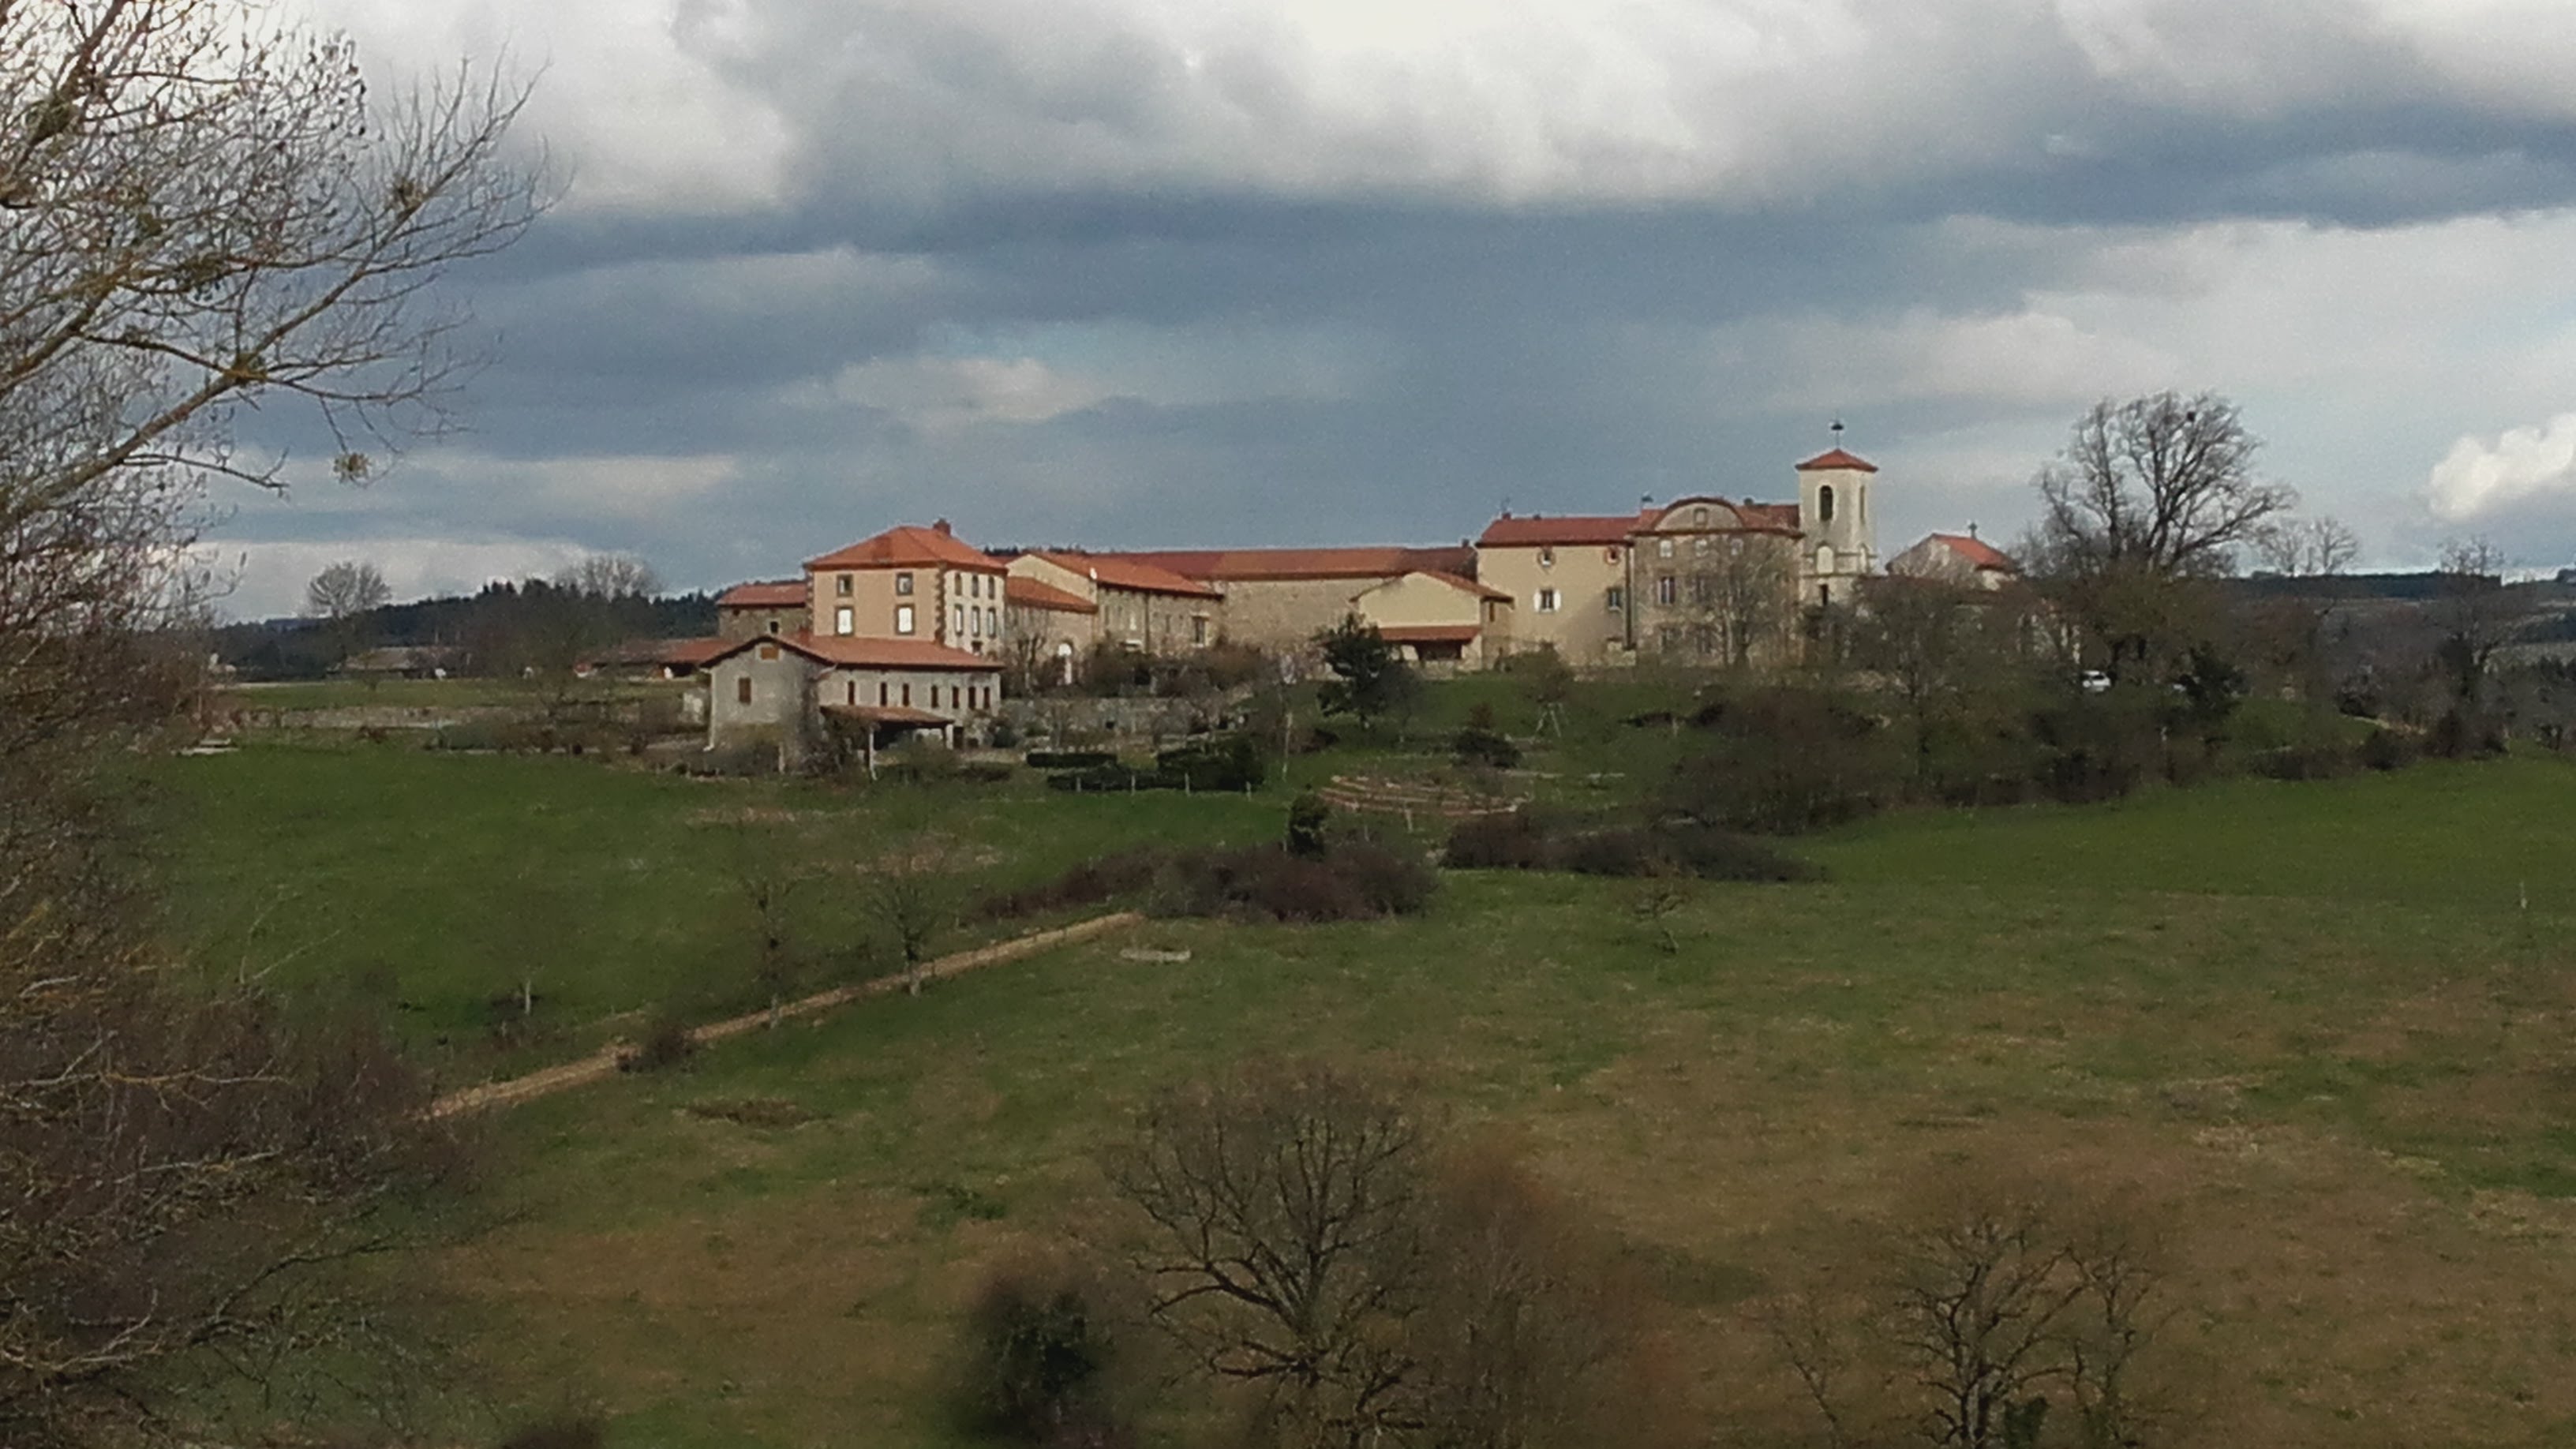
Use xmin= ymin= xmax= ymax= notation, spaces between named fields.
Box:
xmin=151 ymin=745 xmax=2576 ymax=1447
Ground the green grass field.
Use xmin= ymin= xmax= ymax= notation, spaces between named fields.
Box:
xmin=149 ymin=742 xmax=2576 ymax=1448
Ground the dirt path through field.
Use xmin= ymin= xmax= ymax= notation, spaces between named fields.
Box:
xmin=428 ymin=912 xmax=1144 ymax=1119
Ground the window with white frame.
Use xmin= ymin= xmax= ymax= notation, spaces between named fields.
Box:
xmin=833 ymin=605 xmax=853 ymax=635
xmin=896 ymin=604 xmax=915 ymax=635
xmin=1536 ymin=587 xmax=1559 ymax=612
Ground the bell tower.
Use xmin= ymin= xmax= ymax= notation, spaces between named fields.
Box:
xmin=1795 ymin=421 xmax=1878 ymax=606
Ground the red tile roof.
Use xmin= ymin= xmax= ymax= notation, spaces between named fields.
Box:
xmin=1640 ymin=496 xmax=1803 ymax=537
xmin=716 ymin=578 xmax=807 ymax=608
xmin=661 ymin=636 xmax=735 ymax=668
xmin=805 ymin=524 xmax=1005 ymax=574
xmin=1475 ymin=512 xmax=1649 ymax=548
xmin=1381 ymin=570 xmax=1511 ymax=603
xmin=1028 ymin=551 xmax=1222 ymax=599
xmin=705 ymin=632 xmax=996 ymax=672
xmin=1005 ymin=575 xmax=1099 ymax=613
xmin=1931 ymin=533 xmax=2017 ymax=571
xmin=1795 ymin=447 xmax=1878 ymax=473
xmin=1107 ymin=546 xmax=1475 ymax=582
xmin=1377 ymin=624 xmax=1482 ymax=645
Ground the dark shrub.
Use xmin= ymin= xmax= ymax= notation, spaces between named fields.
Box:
xmin=1330 ymin=841 xmax=1440 ymax=915
xmin=1668 ymin=686 xmax=1896 ymax=833
xmin=1286 ymin=792 xmax=1331 ymax=856
xmin=1447 ymin=811 xmax=1819 ymax=883
xmin=2361 ymin=727 xmax=2420 ymax=772
xmin=619 ymin=1013 xmax=696 ymax=1073
xmin=1452 ymin=724 xmax=1520 ymax=769
xmin=975 ymin=848 xmax=1170 ymax=921
xmin=2430 ymin=708 xmax=2507 ymax=758
xmin=1156 ymin=732 xmax=1267 ymax=791
xmin=952 ymin=1263 xmax=1129 ymax=1447
xmin=1649 ymin=824 xmax=1824 ymax=882
xmin=1155 ymin=844 xmax=1438 ymax=923
xmin=1443 ymin=809 xmax=1556 ymax=871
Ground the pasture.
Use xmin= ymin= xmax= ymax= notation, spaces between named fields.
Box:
xmin=148 ymin=741 xmax=2576 ymax=1447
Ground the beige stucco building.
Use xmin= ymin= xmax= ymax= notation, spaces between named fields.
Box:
xmin=803 ymin=522 xmax=1011 ymax=659
xmin=1471 ymin=447 xmax=1884 ymax=666
xmin=1006 ymin=552 xmax=1222 ymax=654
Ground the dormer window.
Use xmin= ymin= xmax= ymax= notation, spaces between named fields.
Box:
xmin=1692 ymin=505 xmax=1709 ymax=526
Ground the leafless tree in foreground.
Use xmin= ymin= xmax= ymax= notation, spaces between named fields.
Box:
xmin=1106 ymin=1061 xmax=1434 ymax=1447
xmin=0 ymin=0 xmax=540 ymax=1440
xmin=1104 ymin=1062 xmax=1671 ymax=1449
xmin=1766 ymin=1177 xmax=2173 ymax=1449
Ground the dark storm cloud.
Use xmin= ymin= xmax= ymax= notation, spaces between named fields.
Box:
xmin=208 ymin=0 xmax=2576 ymax=614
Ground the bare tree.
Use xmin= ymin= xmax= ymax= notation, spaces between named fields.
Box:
xmin=2031 ymin=392 xmax=2292 ymax=682
xmin=305 ymin=557 xmax=391 ymax=667
xmin=728 ymin=822 xmax=805 ymax=1028
xmin=0 ymin=1 xmax=538 ymax=1440
xmin=866 ymin=832 xmax=956 ymax=997
xmin=1406 ymin=1146 xmax=1669 ymax=1449
xmin=556 ymin=552 xmax=657 ymax=601
xmin=2252 ymin=515 xmax=2359 ymax=578
xmin=305 ymin=558 xmax=391 ymax=620
xmin=2435 ymin=537 xmax=2516 ymax=722
xmin=1853 ymin=576 xmax=2002 ymax=782
xmin=2035 ymin=392 xmax=2290 ymax=580
xmin=1667 ymin=534 xmax=1797 ymax=667
xmin=1889 ymin=1187 xmax=2081 ymax=1448
xmin=1105 ymin=1060 xmax=1432 ymax=1447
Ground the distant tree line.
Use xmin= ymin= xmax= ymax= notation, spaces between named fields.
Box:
xmin=214 ymin=566 xmax=718 ymax=680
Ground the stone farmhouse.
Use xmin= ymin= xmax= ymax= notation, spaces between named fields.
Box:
xmin=689 ymin=444 xmax=2003 ymax=754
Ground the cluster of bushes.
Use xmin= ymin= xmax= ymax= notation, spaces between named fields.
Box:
xmin=1446 ymin=808 xmax=1821 ymax=883
xmin=1041 ymin=734 xmax=1267 ymax=793
xmin=1155 ymin=841 xmax=1437 ymax=923
xmin=1652 ymin=677 xmax=2446 ymax=837
xmin=975 ymin=848 xmax=1169 ymax=922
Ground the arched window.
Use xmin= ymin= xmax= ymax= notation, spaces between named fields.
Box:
xmin=1818 ymin=485 xmax=1836 ymax=524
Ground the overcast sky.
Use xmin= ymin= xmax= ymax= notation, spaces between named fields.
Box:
xmin=213 ymin=0 xmax=2576 ymax=616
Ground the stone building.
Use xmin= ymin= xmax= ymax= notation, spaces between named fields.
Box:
xmin=1471 ymin=446 xmax=1883 ymax=665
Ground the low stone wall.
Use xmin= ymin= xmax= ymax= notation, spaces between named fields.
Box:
xmin=998 ymin=690 xmax=1253 ymax=745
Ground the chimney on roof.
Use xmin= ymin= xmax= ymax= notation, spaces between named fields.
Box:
xmin=1968 ymin=522 xmax=1979 ymax=539
xmin=933 ymin=519 xmax=952 ymax=536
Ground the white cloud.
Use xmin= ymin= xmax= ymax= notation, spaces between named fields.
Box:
xmin=296 ymin=0 xmax=2576 ymax=217
xmin=298 ymin=0 xmax=795 ymax=213
xmin=2426 ymin=414 xmax=2576 ymax=522
xmin=805 ymin=356 xmax=1112 ymax=429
